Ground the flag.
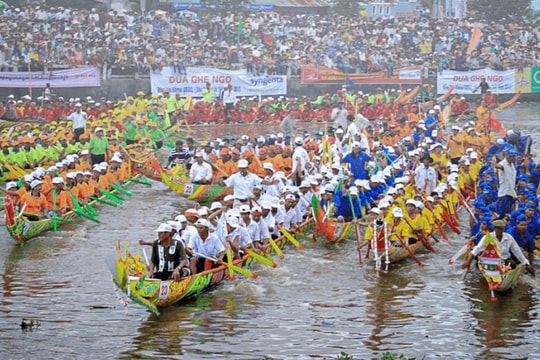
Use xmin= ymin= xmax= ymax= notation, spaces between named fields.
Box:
xmin=489 ymin=113 xmax=506 ymax=137
xmin=237 ymin=19 xmax=244 ymax=42
xmin=311 ymin=195 xmax=338 ymax=240
xmin=467 ymin=24 xmax=483 ymax=55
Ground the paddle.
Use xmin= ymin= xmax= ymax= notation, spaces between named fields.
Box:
xmin=91 ymin=196 xmax=118 ymax=208
xmin=394 ymin=233 xmax=423 ymax=267
xmin=98 ymin=189 xmax=124 ymax=204
xmin=279 ymin=226 xmax=302 ymax=249
xmin=67 ymin=190 xmax=100 ymax=224
xmin=449 ymin=241 xmax=473 ymax=265
xmin=193 ymin=251 xmax=258 ymax=279
xmin=403 ymin=217 xmax=436 ymax=253
xmin=247 ymin=249 xmax=277 ymax=268
xmin=130 ymin=177 xmax=152 ymax=186
xmin=52 ymin=189 xmax=58 ymax=232
xmin=348 ymin=193 xmax=363 ymax=265
xmin=226 ymin=242 xmax=235 ymax=281
xmin=141 ymin=246 xmax=150 ymax=266
xmin=267 ymin=237 xmax=284 ymax=259
xmin=110 ymin=183 xmax=134 ymax=197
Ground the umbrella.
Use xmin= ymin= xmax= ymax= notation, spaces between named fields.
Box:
xmin=175 ymin=10 xmax=199 ymax=21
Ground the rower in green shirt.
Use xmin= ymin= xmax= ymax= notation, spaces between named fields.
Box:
xmin=89 ymin=127 xmax=110 ymax=165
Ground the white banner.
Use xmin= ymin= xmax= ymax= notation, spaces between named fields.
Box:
xmin=151 ymin=67 xmax=287 ymax=97
xmin=0 ymin=67 xmax=100 ymax=88
xmin=437 ymin=68 xmax=515 ymax=94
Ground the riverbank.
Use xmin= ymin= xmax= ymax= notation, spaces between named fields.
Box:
xmin=0 ymin=76 xmax=529 ymax=104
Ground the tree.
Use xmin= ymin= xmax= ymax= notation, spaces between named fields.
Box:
xmin=331 ymin=0 xmax=360 ymax=17
xmin=468 ymin=0 xmax=531 ymax=21
xmin=200 ymin=0 xmax=251 ymax=12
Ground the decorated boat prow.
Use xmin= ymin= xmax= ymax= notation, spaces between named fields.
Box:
xmin=152 ymin=159 xmax=232 ymax=203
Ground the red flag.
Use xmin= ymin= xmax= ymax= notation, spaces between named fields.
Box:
xmin=489 ymin=113 xmax=506 ymax=137
xmin=467 ymin=24 xmax=483 ymax=55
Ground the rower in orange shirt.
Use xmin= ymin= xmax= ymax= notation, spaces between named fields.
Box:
xmin=45 ymin=177 xmax=73 ymax=215
xmin=20 ymin=180 xmax=49 ymax=220
xmin=214 ymin=148 xmax=237 ymax=178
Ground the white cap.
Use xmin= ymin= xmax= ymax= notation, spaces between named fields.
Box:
xmin=299 ymin=180 xmax=311 ymax=188
xmin=197 ymin=208 xmax=209 ymax=216
xmin=195 ymin=219 xmax=211 ymax=228
xmin=349 ymin=187 xmax=359 ymax=195
xmin=195 ymin=151 xmax=205 ymax=157
xmin=294 ymin=137 xmax=303 ymax=145
xmin=369 ymin=207 xmax=381 ymax=215
xmin=224 ymin=195 xmax=235 ymax=202
xmin=6 ymin=181 xmax=17 ymax=189
xmin=52 ymin=177 xmax=64 ymax=184
xmin=239 ymin=204 xmax=251 ymax=213
xmin=352 ymin=141 xmax=362 ymax=149
xmin=155 ymin=223 xmax=172 ymax=233
xmin=94 ymin=127 xmax=103 ymax=133
xmin=392 ymin=207 xmax=404 ymax=218
xmin=237 ymin=159 xmax=248 ymax=168
xmin=210 ymin=202 xmax=222 ymax=210
xmin=75 ymin=102 xmax=82 ymax=107
xmin=335 ymin=128 xmax=344 ymax=134
xmin=261 ymin=202 xmax=272 ymax=210
xmin=175 ymin=214 xmax=187 ymax=222
xmin=263 ymin=162 xmax=274 ymax=171
xmin=30 ymin=180 xmax=43 ymax=189
xmin=167 ymin=220 xmax=182 ymax=231
xmin=406 ymin=199 xmax=417 ymax=206
xmin=226 ymin=215 xmax=241 ymax=228
xmin=285 ymin=194 xmax=296 ymax=201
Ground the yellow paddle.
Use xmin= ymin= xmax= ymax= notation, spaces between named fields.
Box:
xmin=279 ymin=226 xmax=302 ymax=249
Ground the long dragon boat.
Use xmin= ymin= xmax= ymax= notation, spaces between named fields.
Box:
xmin=109 ymin=219 xmax=314 ymax=315
xmin=476 ymin=234 xmax=524 ymax=301
xmin=152 ymin=159 xmax=232 ymax=203
xmin=4 ymin=176 xmax=149 ymax=244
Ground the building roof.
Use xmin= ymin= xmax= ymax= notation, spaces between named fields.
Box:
xmin=255 ymin=0 xmax=329 ymax=7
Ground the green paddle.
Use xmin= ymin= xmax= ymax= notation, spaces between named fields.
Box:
xmin=68 ymin=191 xmax=100 ymax=224
xmin=98 ymin=189 xmax=124 ymax=204
xmin=52 ymin=189 xmax=58 ymax=232
xmin=91 ymin=196 xmax=118 ymax=208
xmin=110 ymin=183 xmax=133 ymax=197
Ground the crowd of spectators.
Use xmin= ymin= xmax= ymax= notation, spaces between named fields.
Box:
xmin=0 ymin=5 xmax=539 ymax=77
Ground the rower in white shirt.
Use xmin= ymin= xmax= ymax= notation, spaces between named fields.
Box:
xmin=189 ymin=151 xmax=213 ymax=184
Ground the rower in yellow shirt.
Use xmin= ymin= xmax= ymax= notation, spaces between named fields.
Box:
xmin=402 ymin=199 xmax=430 ymax=244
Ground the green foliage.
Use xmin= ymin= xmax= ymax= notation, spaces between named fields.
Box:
xmin=336 ymin=352 xmax=355 ymax=360
xmin=468 ymin=0 xmax=531 ymax=21
xmin=200 ymin=0 xmax=251 ymax=12
xmin=379 ymin=352 xmax=415 ymax=360
xmin=331 ymin=0 xmax=361 ymax=17
xmin=334 ymin=352 xmax=415 ymax=360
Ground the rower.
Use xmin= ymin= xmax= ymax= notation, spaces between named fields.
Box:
xmin=225 ymin=214 xmax=253 ymax=258
xmin=187 ymin=219 xmax=225 ymax=274
xmin=148 ymin=223 xmax=190 ymax=281
xmin=189 ymin=151 xmax=213 ymax=185
xmin=463 ymin=220 xmax=534 ymax=276
xmin=20 ymin=180 xmax=48 ymax=221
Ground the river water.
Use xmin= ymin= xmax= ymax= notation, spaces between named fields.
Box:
xmin=1 ymin=104 xmax=540 ymax=359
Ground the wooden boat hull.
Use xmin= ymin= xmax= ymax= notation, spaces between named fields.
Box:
xmin=111 ymin=219 xmax=314 ymax=315
xmin=313 ymin=219 xmax=354 ymax=243
xmin=478 ymin=261 xmax=523 ymax=294
xmin=386 ymin=241 xmax=425 ymax=264
xmin=4 ymin=176 xmax=144 ymax=244
xmin=152 ymin=159 xmax=232 ymax=203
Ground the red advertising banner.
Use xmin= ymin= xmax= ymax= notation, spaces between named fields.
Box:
xmin=300 ymin=65 xmax=422 ymax=85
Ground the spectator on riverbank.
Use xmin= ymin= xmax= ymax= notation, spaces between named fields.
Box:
xmin=0 ymin=5 xmax=538 ymax=78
